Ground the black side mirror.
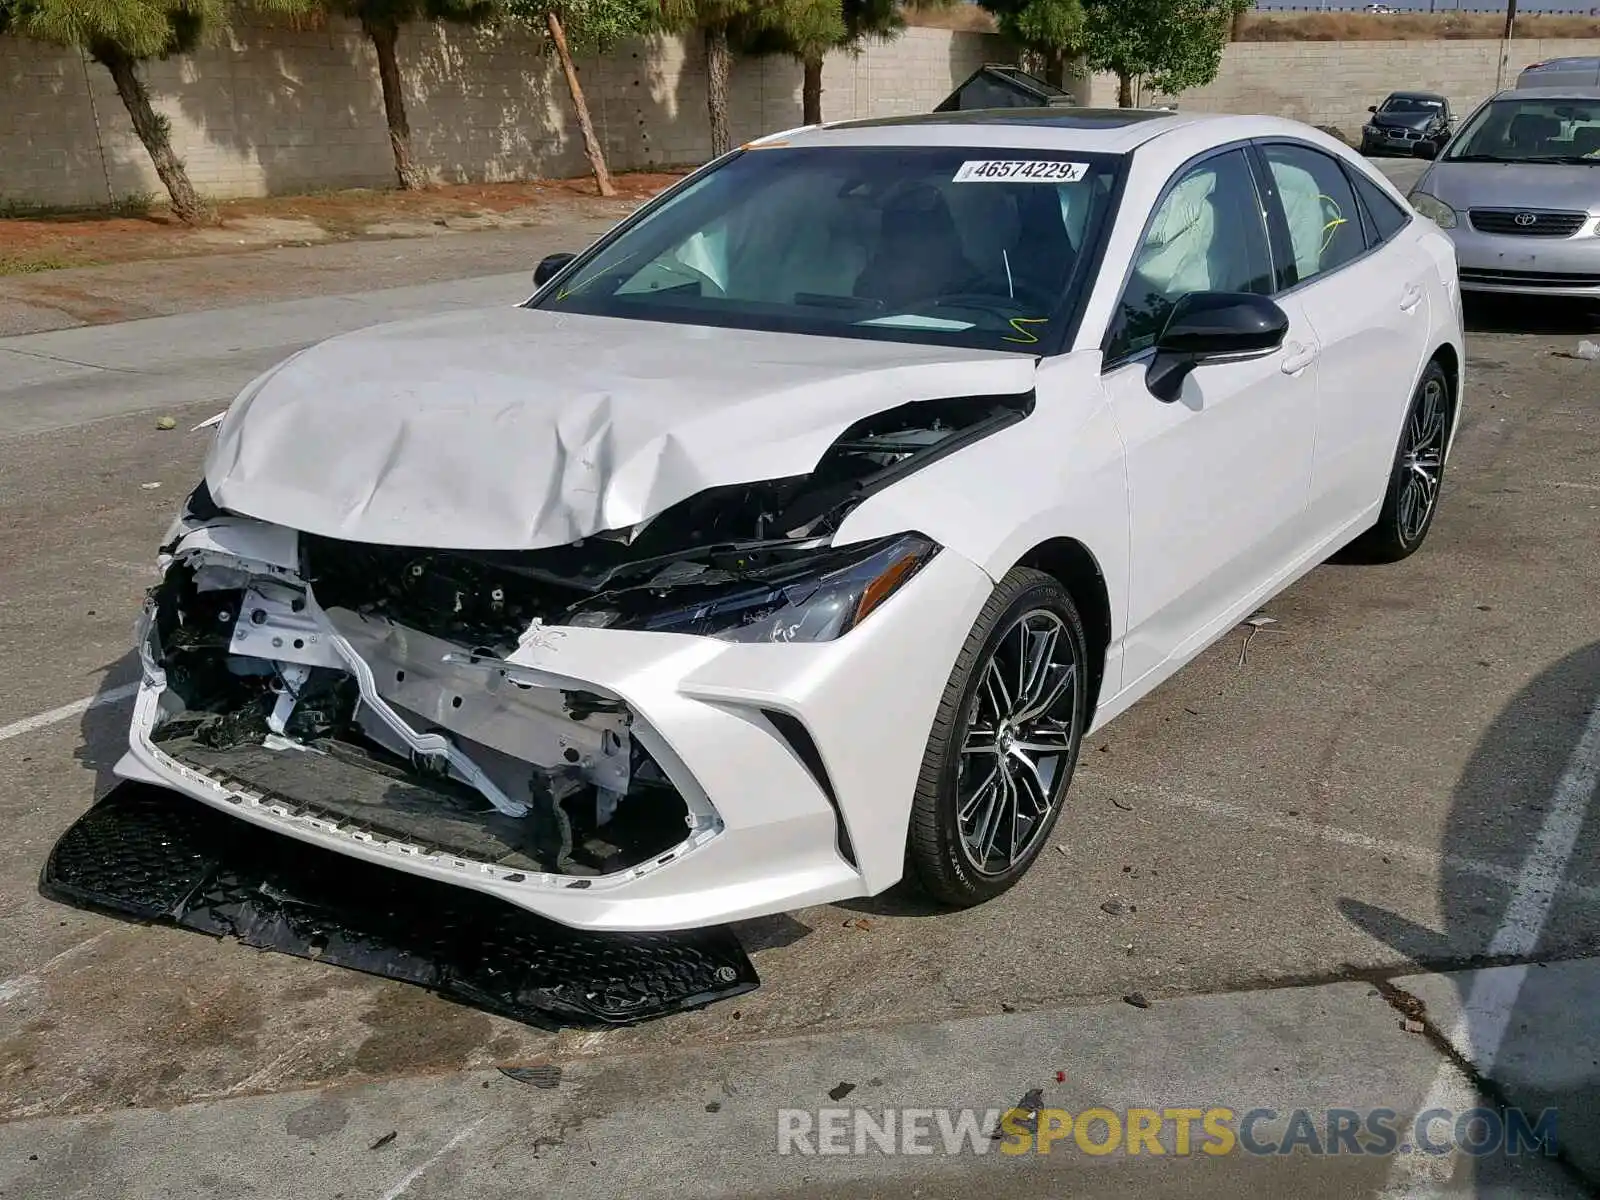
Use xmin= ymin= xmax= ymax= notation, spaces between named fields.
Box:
xmin=1368 ymin=104 xmax=1378 ymax=113
xmin=534 ymin=252 xmax=576 ymax=288
xmin=1147 ymin=292 xmax=1289 ymax=403
xmin=1413 ymin=139 xmax=1439 ymax=160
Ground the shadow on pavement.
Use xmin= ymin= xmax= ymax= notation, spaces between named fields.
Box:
xmin=72 ymin=650 xmax=141 ymax=802
xmin=1340 ymin=639 xmax=1600 ymax=1189
xmin=1465 ymin=295 xmax=1600 ymax=338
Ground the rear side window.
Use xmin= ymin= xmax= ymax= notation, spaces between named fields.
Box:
xmin=1260 ymin=143 xmax=1366 ymax=287
xmin=1349 ymin=168 xmax=1412 ymax=246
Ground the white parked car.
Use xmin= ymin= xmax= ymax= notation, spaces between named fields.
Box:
xmin=120 ymin=110 xmax=1464 ymax=932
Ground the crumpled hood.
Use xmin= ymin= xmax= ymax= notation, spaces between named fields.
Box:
xmin=205 ymin=307 xmax=1036 ymax=550
xmin=1422 ymin=161 xmax=1600 ymax=215
xmin=1370 ymin=111 xmax=1435 ymax=131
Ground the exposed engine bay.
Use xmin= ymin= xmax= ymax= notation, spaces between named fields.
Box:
xmin=299 ymin=392 xmax=1032 ymax=653
xmin=143 ymin=555 xmax=689 ymax=878
xmin=138 ymin=393 xmax=1029 ymax=881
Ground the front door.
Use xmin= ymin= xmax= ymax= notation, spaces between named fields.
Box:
xmin=1100 ymin=147 xmax=1321 ymax=689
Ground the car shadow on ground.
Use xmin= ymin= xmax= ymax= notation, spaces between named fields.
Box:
xmin=72 ymin=650 xmax=142 ymax=801
xmin=1339 ymin=639 xmax=1600 ymax=1186
xmin=833 ymin=887 xmax=952 ymax=919
xmin=1465 ymin=296 xmax=1600 ymax=338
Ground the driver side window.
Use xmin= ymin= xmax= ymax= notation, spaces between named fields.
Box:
xmin=1106 ymin=149 xmax=1274 ymax=364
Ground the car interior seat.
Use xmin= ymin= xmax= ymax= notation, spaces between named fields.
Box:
xmin=944 ymin=185 xmax=1021 ymax=292
xmin=1010 ymin=187 xmax=1077 ymax=300
xmin=1508 ymin=112 xmax=1562 ymax=154
xmin=1572 ymin=125 xmax=1600 ymax=157
xmin=854 ymin=183 xmax=978 ymax=309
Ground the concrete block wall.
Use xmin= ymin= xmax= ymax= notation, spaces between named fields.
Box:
xmin=0 ymin=22 xmax=1003 ymax=209
xmin=1105 ymin=37 xmax=1600 ymax=139
xmin=6 ymin=28 xmax=1600 ymax=209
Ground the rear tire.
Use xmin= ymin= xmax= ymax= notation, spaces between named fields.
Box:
xmin=1351 ymin=360 xmax=1452 ymax=564
xmin=906 ymin=568 xmax=1087 ymax=907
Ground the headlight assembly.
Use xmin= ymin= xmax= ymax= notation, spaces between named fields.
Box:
xmin=1409 ymin=191 xmax=1458 ymax=230
xmin=572 ymin=533 xmax=941 ymax=643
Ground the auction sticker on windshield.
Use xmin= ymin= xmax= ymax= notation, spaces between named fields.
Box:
xmin=954 ymin=160 xmax=1090 ymax=183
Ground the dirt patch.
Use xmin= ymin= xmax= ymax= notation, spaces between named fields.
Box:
xmin=351 ymin=984 xmax=497 ymax=1076
xmin=1241 ymin=12 xmax=1600 ymax=41
xmin=904 ymin=3 xmax=996 ymax=33
xmin=0 ymin=172 xmax=685 ymax=277
xmin=167 ymin=980 xmax=269 ymax=1053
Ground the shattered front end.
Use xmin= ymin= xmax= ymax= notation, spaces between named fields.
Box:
xmin=110 ymin=395 xmax=1013 ymax=931
xmin=119 ymin=506 xmax=726 ymax=927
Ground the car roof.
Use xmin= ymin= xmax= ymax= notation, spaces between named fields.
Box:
xmin=761 ymin=108 xmax=1327 ymax=156
xmin=1492 ymin=85 xmax=1600 ymax=101
xmin=1522 ymin=56 xmax=1600 ymax=68
xmin=1385 ymin=91 xmax=1447 ymax=101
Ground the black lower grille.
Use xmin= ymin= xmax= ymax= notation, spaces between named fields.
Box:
xmin=1460 ymin=267 xmax=1600 ymax=289
xmin=41 ymin=783 xmax=758 ymax=1027
xmin=1469 ymin=209 xmax=1588 ymax=237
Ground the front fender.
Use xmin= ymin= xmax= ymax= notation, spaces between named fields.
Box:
xmin=834 ymin=351 xmax=1129 ymax=672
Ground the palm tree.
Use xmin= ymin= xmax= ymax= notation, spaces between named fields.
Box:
xmin=659 ymin=0 xmax=757 ymax=158
xmin=325 ymin=0 xmax=499 ymax=189
xmin=0 ymin=0 xmax=230 ymax=222
xmin=736 ymin=0 xmax=919 ymax=126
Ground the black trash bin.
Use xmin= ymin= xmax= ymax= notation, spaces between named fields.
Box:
xmin=934 ymin=64 xmax=1075 ymax=113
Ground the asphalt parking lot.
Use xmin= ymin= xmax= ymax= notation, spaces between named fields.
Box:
xmin=2 ymin=159 xmax=1599 ymax=1196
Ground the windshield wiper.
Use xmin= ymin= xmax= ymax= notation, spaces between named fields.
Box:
xmin=1521 ymin=155 xmax=1599 ymax=166
xmin=1446 ymin=154 xmax=1514 ymax=163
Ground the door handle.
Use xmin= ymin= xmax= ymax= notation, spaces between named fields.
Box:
xmin=1281 ymin=341 xmax=1318 ymax=375
xmin=1400 ymin=285 xmax=1424 ymax=313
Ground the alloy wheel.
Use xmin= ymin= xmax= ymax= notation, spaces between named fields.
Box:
xmin=955 ymin=608 xmax=1081 ymax=877
xmin=1398 ymin=375 xmax=1448 ymax=544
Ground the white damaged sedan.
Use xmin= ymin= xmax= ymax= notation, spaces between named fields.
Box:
xmin=120 ymin=109 xmax=1464 ymax=931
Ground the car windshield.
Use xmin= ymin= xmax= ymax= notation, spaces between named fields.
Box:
xmin=1382 ymin=96 xmax=1442 ymax=114
xmin=528 ymin=145 xmax=1123 ymax=353
xmin=1445 ymin=97 xmax=1600 ymax=163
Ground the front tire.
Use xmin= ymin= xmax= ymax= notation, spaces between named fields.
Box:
xmin=1352 ymin=359 xmax=1452 ymax=563
xmin=906 ymin=568 xmax=1087 ymax=907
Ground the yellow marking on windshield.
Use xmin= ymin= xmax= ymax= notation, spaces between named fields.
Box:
xmin=1003 ymin=317 xmax=1050 ymax=345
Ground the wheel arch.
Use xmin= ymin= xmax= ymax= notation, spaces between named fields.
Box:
xmin=1010 ymin=537 xmax=1113 ymax=725
xmin=1424 ymin=340 xmax=1463 ymax=459
xmin=1430 ymin=341 xmax=1460 ymax=403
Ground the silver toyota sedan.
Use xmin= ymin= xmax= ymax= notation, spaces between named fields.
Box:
xmin=1407 ymin=86 xmax=1600 ymax=302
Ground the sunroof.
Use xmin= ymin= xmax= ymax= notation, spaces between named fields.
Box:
xmin=829 ymin=107 xmax=1176 ymax=131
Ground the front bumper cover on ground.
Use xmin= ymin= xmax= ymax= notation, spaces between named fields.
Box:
xmin=40 ymin=783 xmax=759 ymax=1027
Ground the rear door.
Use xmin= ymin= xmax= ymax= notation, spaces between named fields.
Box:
xmin=1253 ymin=140 xmax=1432 ymax=540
